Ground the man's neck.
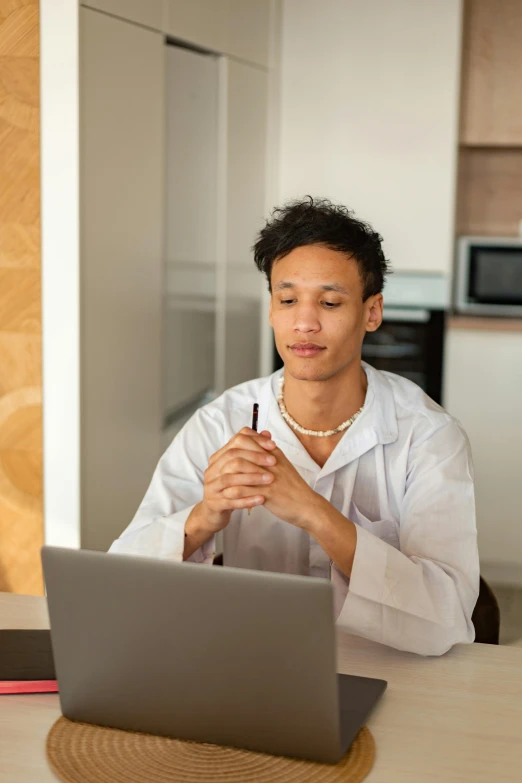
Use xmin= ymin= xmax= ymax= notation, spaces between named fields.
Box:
xmin=282 ymin=360 xmax=368 ymax=433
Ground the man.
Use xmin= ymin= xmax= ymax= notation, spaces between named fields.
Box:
xmin=110 ymin=197 xmax=479 ymax=656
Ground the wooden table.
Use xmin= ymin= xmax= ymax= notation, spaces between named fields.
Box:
xmin=1 ymin=592 xmax=522 ymax=782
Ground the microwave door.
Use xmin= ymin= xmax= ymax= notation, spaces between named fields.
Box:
xmin=456 ymin=238 xmax=522 ymax=316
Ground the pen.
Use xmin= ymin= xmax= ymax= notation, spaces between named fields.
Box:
xmin=251 ymin=403 xmax=259 ymax=434
xmin=248 ymin=404 xmax=259 ymax=516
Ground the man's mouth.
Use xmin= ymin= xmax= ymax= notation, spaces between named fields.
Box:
xmin=289 ymin=343 xmax=326 ymax=358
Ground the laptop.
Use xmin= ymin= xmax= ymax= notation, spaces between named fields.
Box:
xmin=41 ymin=546 xmax=387 ymax=764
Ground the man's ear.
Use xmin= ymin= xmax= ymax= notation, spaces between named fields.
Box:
xmin=365 ymin=294 xmax=383 ymax=333
xmin=268 ymin=295 xmax=273 ymax=327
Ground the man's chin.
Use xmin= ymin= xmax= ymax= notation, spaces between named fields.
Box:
xmin=283 ymin=359 xmax=332 ymax=383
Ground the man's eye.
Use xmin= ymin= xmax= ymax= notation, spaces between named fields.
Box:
xmin=323 ymin=302 xmax=341 ymax=308
xmin=280 ymin=299 xmax=296 ymax=305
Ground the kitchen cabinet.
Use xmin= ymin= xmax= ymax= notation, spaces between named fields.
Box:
xmin=221 ymin=58 xmax=268 ymax=391
xmin=456 ymin=0 xmax=522 ymax=236
xmin=227 ymin=0 xmax=271 ymax=68
xmin=80 ymin=8 xmax=165 ymax=551
xmin=163 ymin=48 xmax=268 ymax=423
xmin=460 ymin=0 xmax=522 ymax=146
xmin=51 ymin=0 xmax=276 ymax=553
xmin=165 ymin=0 xmax=229 ymax=54
xmin=80 ymin=0 xmax=164 ymax=31
xmin=456 ymin=147 xmax=522 ymax=236
xmin=443 ymin=324 xmax=522 ymax=584
xmin=165 ymin=0 xmax=272 ymax=68
xmin=80 ymin=1 xmax=273 ymax=69
xmin=164 ymin=45 xmax=219 ymax=422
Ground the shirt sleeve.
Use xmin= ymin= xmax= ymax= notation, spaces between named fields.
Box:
xmin=108 ymin=406 xmax=223 ymax=564
xmin=334 ymin=419 xmax=480 ymax=656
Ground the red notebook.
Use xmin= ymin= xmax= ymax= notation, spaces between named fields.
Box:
xmin=0 ymin=680 xmax=58 ymax=694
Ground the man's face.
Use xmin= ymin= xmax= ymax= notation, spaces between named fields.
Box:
xmin=269 ymin=244 xmax=383 ymax=382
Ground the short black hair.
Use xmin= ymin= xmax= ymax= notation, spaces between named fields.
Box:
xmin=253 ymin=196 xmax=391 ymax=301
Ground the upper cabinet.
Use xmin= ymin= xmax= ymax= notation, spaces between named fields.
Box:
xmin=81 ymin=0 xmax=164 ymax=31
xmin=164 ymin=0 xmax=271 ymax=68
xmin=460 ymin=0 xmax=522 ymax=146
xmin=226 ymin=0 xmax=271 ymax=68
xmin=80 ymin=8 xmax=165 ymax=551
xmin=82 ymin=1 xmax=273 ymax=69
xmin=222 ymin=59 xmax=268 ymax=391
xmin=457 ymin=0 xmax=522 ymax=236
xmin=164 ymin=0 xmax=229 ymax=53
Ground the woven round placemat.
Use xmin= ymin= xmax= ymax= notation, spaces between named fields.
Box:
xmin=47 ymin=717 xmax=375 ymax=783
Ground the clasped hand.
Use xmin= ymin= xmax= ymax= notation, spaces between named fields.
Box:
xmin=200 ymin=427 xmax=321 ymax=533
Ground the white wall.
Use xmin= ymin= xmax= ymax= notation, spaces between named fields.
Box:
xmin=41 ymin=0 xmax=81 ymax=549
xmin=279 ymin=0 xmax=462 ymax=275
xmin=444 ymin=328 xmax=522 ymax=584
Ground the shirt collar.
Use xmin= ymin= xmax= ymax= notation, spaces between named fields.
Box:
xmin=257 ymin=362 xmax=398 ymax=476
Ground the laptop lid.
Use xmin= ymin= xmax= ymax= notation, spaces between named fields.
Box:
xmin=42 ymin=546 xmax=343 ymax=763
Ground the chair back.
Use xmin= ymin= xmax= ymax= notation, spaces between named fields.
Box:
xmin=471 ymin=577 xmax=500 ymax=645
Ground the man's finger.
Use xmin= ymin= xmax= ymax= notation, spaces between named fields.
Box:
xmin=221 ymin=483 xmax=271 ymax=501
xmin=212 ymin=471 xmax=274 ymax=492
xmin=207 ymin=451 xmax=277 ymax=480
xmin=243 ymin=426 xmax=272 ymax=439
xmin=215 ymin=495 xmax=265 ymax=510
xmin=208 ymin=433 xmax=275 ymax=467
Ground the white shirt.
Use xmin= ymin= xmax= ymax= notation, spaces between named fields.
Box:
xmin=109 ymin=362 xmax=480 ymax=657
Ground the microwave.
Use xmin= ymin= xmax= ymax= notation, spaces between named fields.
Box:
xmin=455 ymin=236 xmax=522 ymax=316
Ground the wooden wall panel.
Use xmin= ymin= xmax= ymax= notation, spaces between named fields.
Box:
xmin=456 ymin=147 xmax=522 ymax=236
xmin=0 ymin=0 xmax=43 ymax=594
xmin=460 ymin=0 xmax=522 ymax=145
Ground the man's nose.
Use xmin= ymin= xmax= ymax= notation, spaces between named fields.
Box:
xmin=293 ymin=303 xmax=321 ymax=332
